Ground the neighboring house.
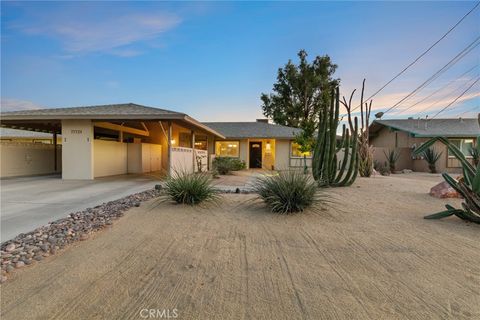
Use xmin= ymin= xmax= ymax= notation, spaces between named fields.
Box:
xmin=203 ymin=120 xmax=309 ymax=170
xmin=0 ymin=104 xmax=224 ymax=179
xmin=369 ymin=117 xmax=479 ymax=173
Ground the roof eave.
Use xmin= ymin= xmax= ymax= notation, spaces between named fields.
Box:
xmin=183 ymin=115 xmax=225 ymax=139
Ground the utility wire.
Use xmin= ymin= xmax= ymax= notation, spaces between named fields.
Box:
xmin=382 ymin=37 xmax=480 ymax=115
xmin=429 ymin=76 xmax=480 ymax=119
xmin=392 ymin=64 xmax=478 ymax=115
xmin=412 ymin=74 xmax=478 ymax=117
xmin=346 ymin=1 xmax=480 ymax=114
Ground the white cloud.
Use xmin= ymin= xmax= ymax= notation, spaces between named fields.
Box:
xmin=12 ymin=9 xmax=181 ymax=56
xmin=0 ymin=98 xmax=43 ymax=112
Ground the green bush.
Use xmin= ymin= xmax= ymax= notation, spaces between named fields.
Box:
xmin=253 ymin=170 xmax=327 ymax=214
xmin=164 ymin=171 xmax=219 ymax=205
xmin=213 ymin=157 xmax=246 ymax=175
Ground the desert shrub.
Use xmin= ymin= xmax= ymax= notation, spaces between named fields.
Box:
xmin=383 ymin=149 xmax=400 ymax=172
xmin=374 ymin=160 xmax=390 ymax=176
xmin=213 ymin=157 xmax=246 ymax=175
xmin=421 ymin=147 xmax=442 ymax=173
xmin=164 ymin=171 xmax=219 ymax=205
xmin=253 ymin=170 xmax=327 ymax=214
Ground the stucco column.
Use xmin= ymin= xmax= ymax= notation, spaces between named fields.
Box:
xmin=61 ymin=119 xmax=94 ymax=180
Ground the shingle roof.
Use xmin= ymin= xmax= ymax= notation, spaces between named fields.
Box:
xmin=370 ymin=118 xmax=480 ymax=138
xmin=0 ymin=103 xmax=225 ymax=138
xmin=202 ymin=122 xmax=302 ymax=139
xmin=0 ymin=128 xmax=56 ymax=138
xmin=0 ymin=103 xmax=183 ymax=120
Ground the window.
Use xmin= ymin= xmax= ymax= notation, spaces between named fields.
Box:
xmin=215 ymin=141 xmax=239 ymax=157
xmin=291 ymin=142 xmax=312 ymax=158
xmin=448 ymin=139 xmax=474 ymax=157
xmin=194 ymin=135 xmax=208 ymax=150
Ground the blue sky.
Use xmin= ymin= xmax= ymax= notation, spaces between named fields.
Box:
xmin=1 ymin=1 xmax=479 ymax=121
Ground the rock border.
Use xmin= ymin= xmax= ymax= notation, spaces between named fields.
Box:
xmin=0 ymin=189 xmax=161 ymax=283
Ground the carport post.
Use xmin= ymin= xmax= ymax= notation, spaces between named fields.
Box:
xmin=53 ymin=132 xmax=57 ymax=172
xmin=167 ymin=121 xmax=172 ymax=176
xmin=191 ymin=130 xmax=196 ymax=173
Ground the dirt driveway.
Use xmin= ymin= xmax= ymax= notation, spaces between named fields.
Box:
xmin=1 ymin=174 xmax=479 ymax=319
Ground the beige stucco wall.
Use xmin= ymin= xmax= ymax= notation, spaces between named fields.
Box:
xmin=275 ymin=139 xmax=290 ymax=170
xmin=62 ymin=119 xmax=94 ymax=180
xmin=371 ymin=127 xmax=474 ymax=173
xmin=0 ymin=143 xmax=61 ymax=178
xmin=127 ymin=143 xmax=162 ymax=174
xmin=93 ymin=140 xmax=128 ymax=178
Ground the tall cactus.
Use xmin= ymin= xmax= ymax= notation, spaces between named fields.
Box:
xmin=312 ymin=87 xmax=359 ymax=187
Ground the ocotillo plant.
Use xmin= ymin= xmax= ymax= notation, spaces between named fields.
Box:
xmin=312 ymin=87 xmax=359 ymax=187
xmin=341 ymin=79 xmax=373 ymax=177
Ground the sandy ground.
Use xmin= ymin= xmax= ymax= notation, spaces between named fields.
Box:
xmin=1 ymin=173 xmax=479 ymax=319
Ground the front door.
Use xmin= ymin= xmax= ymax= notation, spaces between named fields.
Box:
xmin=249 ymin=142 xmax=262 ymax=168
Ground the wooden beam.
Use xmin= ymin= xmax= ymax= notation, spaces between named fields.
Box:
xmin=94 ymin=122 xmax=149 ymax=137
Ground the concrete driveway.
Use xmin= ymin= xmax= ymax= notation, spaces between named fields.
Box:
xmin=1 ymin=174 xmax=162 ymax=242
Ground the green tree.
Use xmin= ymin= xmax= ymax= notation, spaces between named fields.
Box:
xmin=294 ymin=121 xmax=315 ymax=174
xmin=261 ymin=50 xmax=339 ymax=130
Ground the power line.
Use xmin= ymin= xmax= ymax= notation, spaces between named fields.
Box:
xmin=413 ymin=72 xmax=474 ymax=117
xmin=429 ymin=76 xmax=480 ymax=119
xmin=392 ymin=64 xmax=478 ymax=115
xmin=382 ymin=37 xmax=480 ymax=115
xmin=347 ymin=1 xmax=480 ymax=114
xmin=412 ymin=74 xmax=478 ymax=117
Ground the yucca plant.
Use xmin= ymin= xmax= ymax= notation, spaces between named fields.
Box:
xmin=414 ymin=136 xmax=480 ymax=223
xmin=163 ymin=171 xmax=220 ymax=205
xmin=422 ymin=147 xmax=442 ymax=173
xmin=469 ymin=145 xmax=479 ymax=167
xmin=253 ymin=170 xmax=328 ymax=214
xmin=383 ymin=149 xmax=400 ymax=173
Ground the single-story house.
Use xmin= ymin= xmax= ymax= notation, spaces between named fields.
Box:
xmin=203 ymin=120 xmax=309 ymax=170
xmin=0 ymin=103 xmax=225 ymax=179
xmin=369 ymin=117 xmax=479 ymax=173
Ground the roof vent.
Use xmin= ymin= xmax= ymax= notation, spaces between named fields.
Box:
xmin=256 ymin=119 xmax=269 ymax=123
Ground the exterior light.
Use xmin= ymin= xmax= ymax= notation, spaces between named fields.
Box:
xmin=171 ymin=139 xmax=176 ymax=145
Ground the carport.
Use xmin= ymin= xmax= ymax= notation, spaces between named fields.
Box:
xmin=0 ymin=103 xmax=224 ymax=180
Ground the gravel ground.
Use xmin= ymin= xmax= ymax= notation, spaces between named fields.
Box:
xmin=1 ymin=173 xmax=479 ymax=319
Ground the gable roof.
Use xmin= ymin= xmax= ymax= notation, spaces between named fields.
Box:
xmin=202 ymin=122 xmax=302 ymax=139
xmin=370 ymin=118 xmax=480 ymax=138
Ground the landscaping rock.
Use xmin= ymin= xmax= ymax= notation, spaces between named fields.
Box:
xmin=5 ymin=243 xmax=15 ymax=252
xmin=0 ymin=188 xmax=161 ymax=283
xmin=430 ymin=181 xmax=461 ymax=199
xmin=402 ymin=169 xmax=413 ymax=174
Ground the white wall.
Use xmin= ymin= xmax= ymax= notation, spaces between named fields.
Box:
xmin=171 ymin=147 xmax=194 ymax=173
xmin=0 ymin=143 xmax=61 ymax=178
xmin=93 ymin=140 xmax=128 ymax=177
xmin=62 ymin=119 xmax=94 ymax=180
